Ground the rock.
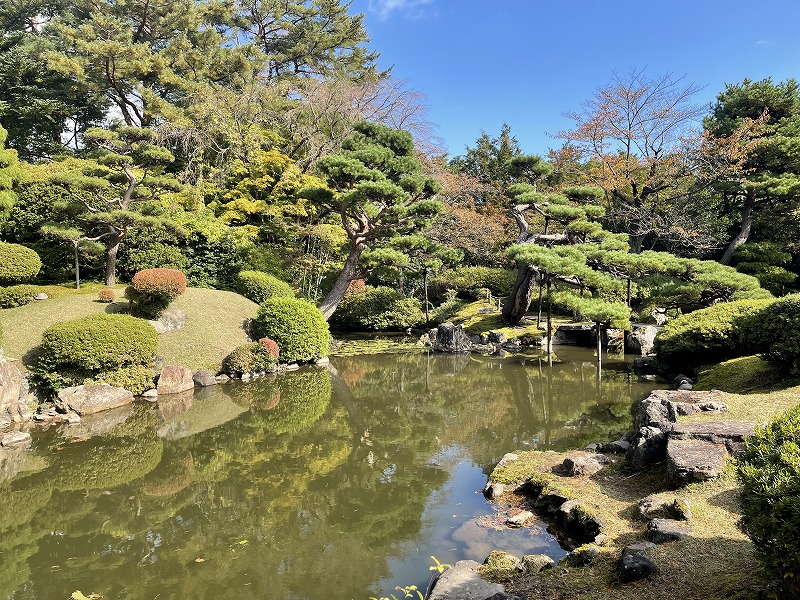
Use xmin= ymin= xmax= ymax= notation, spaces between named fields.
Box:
xmin=521 ymin=554 xmax=554 ymax=573
xmin=557 ymin=500 xmax=607 ymax=543
xmin=483 ymin=482 xmax=506 ymax=500
xmin=192 ymin=370 xmax=217 ymax=387
xmin=608 ymin=439 xmax=631 ymax=453
xmin=506 ymin=511 xmax=535 ymax=527
xmin=562 ymin=544 xmax=600 ymax=567
xmin=0 ymin=414 xmax=11 ymax=429
xmin=314 ymin=356 xmax=330 ymax=367
xmin=477 ymin=307 xmax=496 ymax=314
xmin=667 ymin=438 xmax=728 ymax=486
xmin=285 ymin=363 xmax=300 ymax=371
xmin=141 ymin=388 xmax=158 ymax=398
xmin=482 ymin=550 xmax=522 ymax=579
xmin=153 ymin=355 xmax=166 ymax=371
xmin=627 ymin=426 xmax=667 ymax=470
xmin=61 ymin=404 xmax=133 ymax=438
xmin=215 ymin=374 xmax=231 ymax=384
xmin=427 ymin=560 xmax=504 ymax=600
xmin=584 ymin=442 xmax=600 ymax=452
xmin=647 ymin=518 xmax=693 ymax=543
xmin=56 ymin=384 xmax=134 ymax=416
xmin=562 ymin=452 xmax=611 ymax=476
xmin=34 ymin=292 xmax=48 ymax=301
xmin=670 ymin=420 xmax=756 ymax=449
xmin=488 ymin=331 xmax=507 ymax=344
xmin=606 ymin=328 xmax=625 ymax=353
xmin=553 ymin=323 xmax=594 ymax=346
xmin=156 ymin=366 xmax=195 ymax=395
xmin=147 ymin=307 xmax=187 ymax=334
xmin=627 ymin=325 xmax=660 ymax=356
xmin=639 ymin=496 xmax=692 ymax=521
xmin=678 ymin=382 xmax=693 ymax=390
xmin=0 ymin=362 xmax=23 ymax=415
xmin=65 ymin=414 xmax=81 ymax=424
xmin=0 ymin=431 xmax=31 ymax=448
xmin=495 ymin=452 xmax=520 ymax=469
xmin=619 ymin=542 xmax=659 ymax=583
xmin=632 ymin=355 xmax=659 ymax=375
xmin=433 ymin=322 xmax=473 ymax=353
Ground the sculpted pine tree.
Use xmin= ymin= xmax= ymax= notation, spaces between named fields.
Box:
xmin=304 ymin=121 xmax=442 ymax=319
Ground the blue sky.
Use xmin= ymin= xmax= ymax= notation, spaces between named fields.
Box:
xmin=349 ymin=0 xmax=800 ymax=157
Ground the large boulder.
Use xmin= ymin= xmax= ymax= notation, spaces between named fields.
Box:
xmin=0 ymin=362 xmax=23 ymax=414
xmin=433 ymin=322 xmax=473 ymax=353
xmin=627 ymin=325 xmax=660 ymax=356
xmin=148 ymin=307 xmax=187 ymax=334
xmin=427 ymin=560 xmax=505 ymax=600
xmin=56 ymin=384 xmax=134 ymax=416
xmin=156 ymin=366 xmax=195 ymax=395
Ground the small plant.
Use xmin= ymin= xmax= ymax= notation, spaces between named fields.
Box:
xmin=258 ymin=337 xmax=280 ymax=361
xmin=0 ymin=284 xmax=38 ymax=308
xmin=369 ymin=557 xmax=451 ymax=600
xmin=98 ymin=288 xmax=116 ymax=303
xmin=126 ymin=268 xmax=187 ymax=318
xmin=222 ymin=342 xmax=278 ymax=375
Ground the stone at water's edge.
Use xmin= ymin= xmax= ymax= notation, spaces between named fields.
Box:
xmin=0 ymin=362 xmax=23 ymax=414
xmin=157 ymin=366 xmax=195 ymax=395
xmin=56 ymin=384 xmax=134 ymax=416
xmin=626 ymin=324 xmax=660 ymax=356
xmin=192 ymin=370 xmax=217 ymax=387
xmin=433 ymin=322 xmax=473 ymax=353
xmin=521 ymin=554 xmax=554 ymax=573
xmin=0 ymin=430 xmax=31 ymax=448
xmin=427 ymin=560 xmax=505 ymax=600
xmin=561 ymin=452 xmax=611 ymax=476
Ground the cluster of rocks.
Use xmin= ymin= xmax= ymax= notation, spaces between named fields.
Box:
xmin=626 ymin=389 xmax=755 ymax=486
xmin=0 ymin=360 xmax=38 ymax=427
xmin=425 ymin=322 xmax=540 ymax=355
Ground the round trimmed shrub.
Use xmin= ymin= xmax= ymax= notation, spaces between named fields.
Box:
xmin=98 ymin=287 xmax=116 ymax=303
xmin=253 ymin=298 xmax=330 ymax=363
xmin=329 ymin=286 xmax=423 ymax=331
xmin=126 ymin=268 xmax=187 ymax=318
xmin=738 ymin=404 xmax=800 ymax=597
xmin=222 ymin=342 xmax=278 ymax=374
xmin=91 ymin=365 xmax=155 ymax=395
xmin=39 ymin=314 xmax=158 ymax=372
xmin=0 ymin=242 xmax=41 ymax=285
xmin=653 ymin=298 xmax=775 ymax=372
xmin=0 ymin=284 xmax=37 ymax=308
xmin=236 ymin=270 xmax=294 ymax=304
xmin=740 ymin=294 xmax=800 ymax=375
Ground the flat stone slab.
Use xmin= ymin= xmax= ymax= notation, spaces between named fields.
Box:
xmin=670 ymin=420 xmax=756 ymax=443
xmin=619 ymin=541 xmax=659 ymax=583
xmin=647 ymin=518 xmax=694 ymax=543
xmin=667 ymin=438 xmax=728 ymax=486
xmin=427 ymin=560 xmax=504 ymax=600
xmin=0 ymin=431 xmax=31 ymax=448
xmin=56 ymin=384 xmax=134 ymax=416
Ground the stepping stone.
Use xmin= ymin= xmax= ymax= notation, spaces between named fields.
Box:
xmin=427 ymin=560 xmax=504 ymax=600
xmin=647 ymin=518 xmax=693 ymax=543
xmin=667 ymin=437 xmax=728 ymax=486
xmin=670 ymin=421 xmax=756 ymax=453
xmin=619 ymin=541 xmax=659 ymax=583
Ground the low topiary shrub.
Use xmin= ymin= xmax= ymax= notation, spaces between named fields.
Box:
xmin=236 ymin=270 xmax=294 ymax=304
xmin=253 ymin=298 xmax=330 ymax=363
xmin=653 ymin=298 xmax=776 ymax=372
xmin=329 ymin=286 xmax=423 ymax=331
xmin=430 ymin=266 xmax=516 ymax=301
xmin=125 ymin=268 xmax=187 ymax=318
xmin=98 ymin=287 xmax=116 ymax=303
xmin=0 ymin=284 xmax=38 ymax=308
xmin=36 ymin=314 xmax=158 ymax=391
xmin=90 ymin=365 xmax=155 ymax=395
xmin=222 ymin=341 xmax=279 ymax=374
xmin=0 ymin=242 xmax=41 ymax=285
xmin=739 ymin=294 xmax=800 ymax=375
xmin=738 ymin=404 xmax=800 ymax=598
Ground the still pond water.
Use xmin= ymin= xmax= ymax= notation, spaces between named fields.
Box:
xmin=0 ymin=347 xmax=662 ymax=600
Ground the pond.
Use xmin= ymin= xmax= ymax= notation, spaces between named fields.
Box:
xmin=0 ymin=347 xmax=663 ymax=600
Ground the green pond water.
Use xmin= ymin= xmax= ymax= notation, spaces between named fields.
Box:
xmin=0 ymin=347 xmax=663 ymax=600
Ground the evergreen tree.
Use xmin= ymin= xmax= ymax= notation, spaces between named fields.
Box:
xmin=0 ymin=125 xmax=27 ymax=224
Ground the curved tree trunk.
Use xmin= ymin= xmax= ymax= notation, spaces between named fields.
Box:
xmin=502 ymin=265 xmax=539 ymax=325
xmin=720 ymin=189 xmax=756 ymax=265
xmin=318 ymin=245 xmax=363 ymax=320
xmin=104 ymin=230 xmax=125 ymax=287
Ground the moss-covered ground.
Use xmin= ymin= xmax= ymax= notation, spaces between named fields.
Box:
xmin=448 ymin=300 xmax=568 ymax=339
xmin=0 ymin=284 xmax=257 ymax=370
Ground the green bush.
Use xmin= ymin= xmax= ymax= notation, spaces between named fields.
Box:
xmin=236 ymin=270 xmax=294 ymax=304
xmin=330 ymin=286 xmax=423 ymax=331
xmin=653 ymin=299 xmax=775 ymax=372
xmin=90 ymin=365 xmax=155 ymax=395
xmin=222 ymin=342 xmax=278 ymax=374
xmin=0 ymin=242 xmax=41 ymax=285
xmin=740 ymin=294 xmax=800 ymax=375
xmin=253 ymin=298 xmax=330 ymax=363
xmin=0 ymin=284 xmax=37 ymax=308
xmin=38 ymin=314 xmax=158 ymax=384
xmin=126 ymin=268 xmax=188 ymax=318
xmin=738 ymin=404 xmax=800 ymax=598
xmin=430 ymin=266 xmax=516 ymax=300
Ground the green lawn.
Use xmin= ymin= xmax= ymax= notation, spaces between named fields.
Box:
xmin=0 ymin=285 xmax=258 ymax=370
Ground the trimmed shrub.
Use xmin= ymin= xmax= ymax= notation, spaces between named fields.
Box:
xmin=258 ymin=337 xmax=280 ymax=361
xmin=98 ymin=288 xmax=116 ymax=303
xmin=0 ymin=242 xmax=41 ymax=285
xmin=126 ymin=268 xmax=187 ymax=318
xmin=222 ymin=342 xmax=279 ymax=374
xmin=430 ymin=266 xmax=516 ymax=300
xmin=738 ymin=404 xmax=800 ymax=597
xmin=330 ymin=286 xmax=423 ymax=331
xmin=0 ymin=284 xmax=38 ymax=308
xmin=90 ymin=365 xmax=155 ymax=395
xmin=236 ymin=270 xmax=294 ymax=304
xmin=740 ymin=294 xmax=800 ymax=375
xmin=653 ymin=299 xmax=775 ymax=372
xmin=38 ymin=314 xmax=158 ymax=374
xmin=253 ymin=298 xmax=330 ymax=363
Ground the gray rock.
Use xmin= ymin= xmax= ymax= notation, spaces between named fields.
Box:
xmin=619 ymin=542 xmax=659 ymax=583
xmin=506 ymin=511 xmax=535 ymax=527
xmin=627 ymin=426 xmax=667 ymax=470
xmin=647 ymin=518 xmax=693 ymax=543
xmin=562 ymin=544 xmax=600 ymax=567
xmin=0 ymin=362 xmax=23 ymax=414
xmin=427 ymin=560 xmax=504 ymax=600
xmin=483 ymin=482 xmax=506 ymax=500
xmin=553 ymin=323 xmax=594 ymax=346
xmin=56 ymin=384 xmax=134 ymax=416
xmin=558 ymin=500 xmax=606 ymax=542
xmin=65 ymin=414 xmax=81 ymax=424
xmin=215 ymin=374 xmax=231 ymax=384
xmin=632 ymin=356 xmax=659 ymax=374
xmin=34 ymin=292 xmax=48 ymax=301
xmin=606 ymin=328 xmax=625 ymax=353
xmin=192 ymin=370 xmax=217 ymax=387
xmin=608 ymin=439 xmax=631 ymax=453
xmin=0 ymin=430 xmax=31 ymax=448
xmin=667 ymin=438 xmax=728 ymax=486
xmin=678 ymin=382 xmax=693 ymax=391
xmin=521 ymin=554 xmax=554 ymax=573
xmin=156 ymin=366 xmax=194 ymax=395
xmin=147 ymin=307 xmax=187 ymax=334
xmin=562 ymin=452 xmax=611 ymax=477
xmin=488 ymin=331 xmax=507 ymax=344
xmin=638 ymin=496 xmax=692 ymax=521
xmin=670 ymin=420 xmax=756 ymax=448
xmin=433 ymin=322 xmax=474 ymax=353
xmin=285 ymin=363 xmax=300 ymax=371
xmin=141 ymin=388 xmax=158 ymax=398
xmin=314 ymin=356 xmax=330 ymax=366
xmin=627 ymin=325 xmax=659 ymax=356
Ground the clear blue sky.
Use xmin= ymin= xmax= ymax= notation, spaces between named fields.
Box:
xmin=349 ymin=0 xmax=800 ymax=157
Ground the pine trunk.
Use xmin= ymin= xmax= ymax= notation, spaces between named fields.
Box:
xmin=503 ymin=265 xmax=539 ymax=325
xmin=318 ymin=246 xmax=363 ymax=320
xmin=104 ymin=231 xmax=124 ymax=287
xmin=720 ymin=189 xmax=756 ymax=265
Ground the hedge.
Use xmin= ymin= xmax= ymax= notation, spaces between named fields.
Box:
xmin=330 ymin=286 xmax=423 ymax=331
xmin=0 ymin=284 xmax=37 ymax=309
xmin=253 ymin=298 xmax=330 ymax=363
xmin=430 ymin=266 xmax=516 ymax=300
xmin=0 ymin=242 xmax=41 ymax=285
xmin=236 ymin=270 xmax=294 ymax=304
xmin=740 ymin=294 xmax=800 ymax=375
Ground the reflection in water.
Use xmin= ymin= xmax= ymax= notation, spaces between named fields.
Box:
xmin=0 ymin=350 xmax=661 ymax=599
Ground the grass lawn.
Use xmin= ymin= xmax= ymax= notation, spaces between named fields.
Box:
xmin=0 ymin=284 xmax=257 ymax=370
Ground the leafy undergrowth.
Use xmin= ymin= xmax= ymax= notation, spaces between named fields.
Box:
xmin=0 ymin=285 xmax=257 ymax=370
xmin=448 ymin=300 xmax=565 ymax=339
